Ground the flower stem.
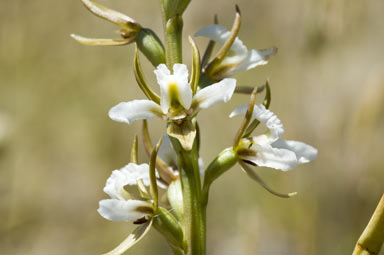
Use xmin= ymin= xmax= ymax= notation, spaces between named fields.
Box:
xmin=170 ymin=136 xmax=206 ymax=255
xmin=159 ymin=1 xmax=183 ymax=67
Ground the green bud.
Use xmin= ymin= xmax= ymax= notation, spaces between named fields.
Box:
xmin=136 ymin=28 xmax=166 ymax=67
xmin=153 ymin=207 xmax=184 ymax=250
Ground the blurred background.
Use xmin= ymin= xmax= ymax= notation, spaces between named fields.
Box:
xmin=1 ymin=0 xmax=383 ymax=254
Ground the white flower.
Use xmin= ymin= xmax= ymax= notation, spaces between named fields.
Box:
xmin=195 ymin=25 xmax=277 ymax=80
xmin=109 ymin=63 xmax=236 ymax=124
xmin=98 ymin=163 xmax=162 ymax=222
xmin=230 ymin=104 xmax=317 ymax=171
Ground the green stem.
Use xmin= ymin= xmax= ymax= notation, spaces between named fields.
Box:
xmin=170 ymin=136 xmax=205 ymax=255
xmin=159 ymin=2 xmax=183 ymax=67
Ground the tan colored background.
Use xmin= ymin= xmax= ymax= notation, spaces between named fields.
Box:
xmin=1 ymin=0 xmax=384 ymax=254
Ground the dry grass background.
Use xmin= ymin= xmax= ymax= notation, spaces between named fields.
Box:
xmin=0 ymin=0 xmax=384 ymax=254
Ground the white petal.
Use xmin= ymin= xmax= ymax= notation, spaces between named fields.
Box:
xmin=234 ymin=47 xmax=277 ymax=73
xmin=252 ymin=104 xmax=284 ymax=142
xmin=193 ymin=78 xmax=236 ymax=109
xmin=102 ymin=220 xmax=152 ymax=255
xmin=109 ymin=100 xmax=162 ymax=124
xmin=229 ymin=104 xmax=248 ymax=118
xmin=154 ymin=64 xmax=193 ymax=113
xmin=272 ymin=139 xmax=318 ymax=164
xmin=245 ymin=144 xmax=298 ymax=171
xmin=194 ymin=25 xmax=248 ymax=56
xmin=104 ymin=163 xmax=152 ymax=200
xmin=229 ymin=104 xmax=284 ymax=142
xmin=172 ymin=64 xmax=193 ymax=110
xmin=98 ymin=199 xmax=153 ymax=222
xmin=154 ymin=64 xmax=172 ymax=113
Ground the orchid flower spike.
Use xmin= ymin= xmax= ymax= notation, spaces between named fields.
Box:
xmin=109 ymin=63 xmax=236 ymax=124
xmin=195 ymin=24 xmax=277 ymax=81
xmin=230 ymin=104 xmax=318 ymax=171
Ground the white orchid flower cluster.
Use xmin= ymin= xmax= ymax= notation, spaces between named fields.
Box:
xmin=72 ymin=1 xmax=317 ymax=254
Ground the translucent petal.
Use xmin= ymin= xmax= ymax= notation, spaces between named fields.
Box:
xmin=232 ymin=47 xmax=277 ymax=73
xmin=245 ymin=144 xmax=298 ymax=171
xmin=158 ymin=136 xmax=177 ymax=169
xmin=194 ymin=25 xmax=247 ymax=56
xmin=104 ymin=163 xmax=152 ymax=200
xmin=272 ymin=139 xmax=318 ymax=164
xmin=230 ymin=104 xmax=284 ymax=142
xmin=108 ymin=100 xmax=162 ymax=124
xmin=102 ymin=220 xmax=152 ymax=255
xmin=229 ymin=104 xmax=248 ymax=118
xmin=98 ymin=199 xmax=153 ymax=222
xmin=193 ymin=78 xmax=236 ymax=109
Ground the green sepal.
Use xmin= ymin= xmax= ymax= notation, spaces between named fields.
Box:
xmin=204 ymin=6 xmax=241 ymax=79
xmin=149 ymin=138 xmax=163 ymax=209
xmin=134 ymin=47 xmax=161 ymax=104
xmin=70 ymin=34 xmax=134 ymax=46
xmin=233 ymin=87 xmax=258 ymax=149
xmin=136 ymin=28 xmax=166 ymax=67
xmin=153 ymin=207 xmax=185 ymax=251
xmin=239 ymin=161 xmax=297 ymax=198
xmin=130 ymin=135 xmax=139 ymax=164
xmin=167 ymin=120 xmax=196 ymax=151
xmin=81 ymin=0 xmax=141 ymax=31
xmin=243 ymin=81 xmax=271 ymax=138
xmin=188 ymin=36 xmax=201 ymax=95
xmin=202 ymin=148 xmax=238 ymax=205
